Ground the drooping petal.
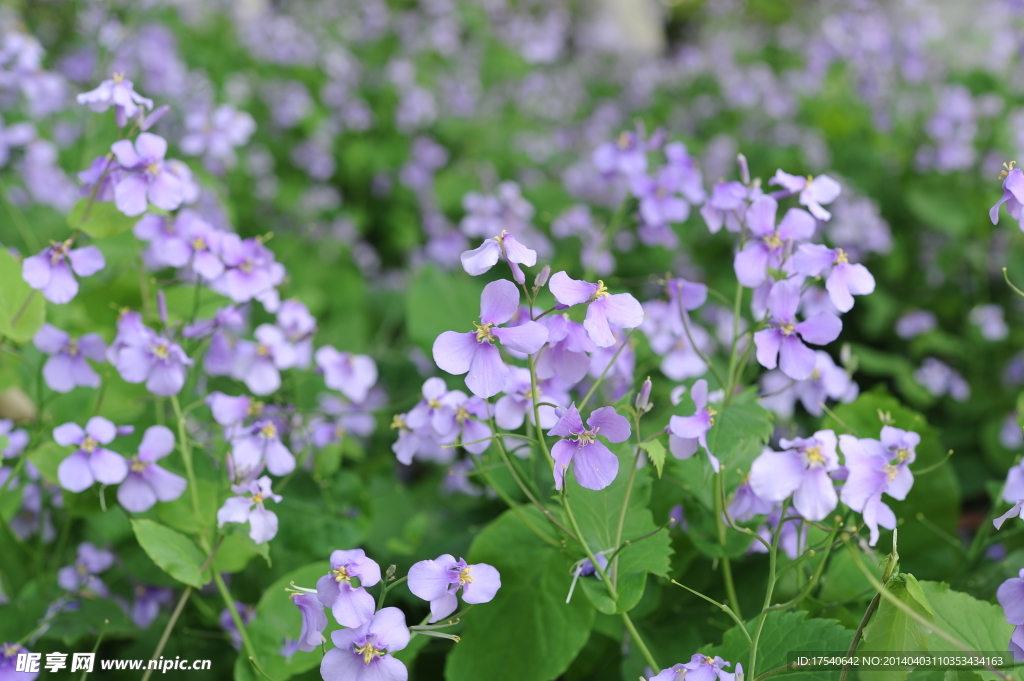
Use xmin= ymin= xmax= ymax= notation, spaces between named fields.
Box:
xmin=464 ymin=342 xmax=508 ymax=398
xmin=792 ymin=244 xmax=835 ymax=277
xmin=572 ymin=441 xmax=620 ymax=491
xmin=479 ymin=279 xmax=520 ymax=326
xmin=733 ymin=244 xmax=769 ymax=288
xmin=43 ymin=354 xmax=77 ymax=393
xmin=460 ymin=240 xmax=501 ymax=275
xmin=217 ymin=496 xmax=252 ymax=525
xmin=117 ymin=474 xmax=158 ymax=513
xmin=114 ymin=174 xmax=151 ymax=216
xmin=793 ymin=466 xmax=838 ymax=521
xmin=248 ymin=505 xmax=279 ymax=543
xmin=22 ymin=252 xmax=52 ymax=290
xmin=141 ymin=464 xmax=187 ymax=502
xmin=68 ymin=246 xmax=106 ymax=277
xmin=502 ymin=234 xmax=536 ymax=266
xmin=668 ymin=434 xmax=698 ymax=460
xmin=602 ymin=293 xmax=644 ymax=331
xmin=550 ymin=438 xmax=576 ymax=491
xmin=428 ymin=593 xmax=459 ymax=623
xmin=368 ymin=606 xmax=412 ymax=652
xmin=330 ymin=583 xmax=377 ymax=629
xmin=753 ymin=328 xmax=782 ymax=370
xmin=408 ymin=555 xmax=457 ymax=602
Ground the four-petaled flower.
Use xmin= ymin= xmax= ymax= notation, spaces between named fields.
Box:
xmin=316 ymin=549 xmax=382 ymax=628
xmin=77 ymin=73 xmax=153 ymax=126
xmin=548 ymin=271 xmax=644 ymax=348
xmin=753 ymin=280 xmax=842 ymax=380
xmin=320 ymin=607 xmax=410 ymax=681
xmin=838 ymin=433 xmax=915 ymax=546
xmin=771 ymin=170 xmax=841 ymax=221
xmin=55 ymin=417 xmax=128 ymax=493
xmin=749 ymin=430 xmax=840 ymax=521
xmin=733 ymin=195 xmax=815 ymax=288
xmin=461 ymin=230 xmax=537 ymax=282
xmin=792 ymin=244 xmax=876 ymax=312
xmin=216 ymin=475 xmax=282 ymax=544
xmin=433 ymin=279 xmax=548 ymax=398
xmin=668 ymin=379 xmax=720 ymax=472
xmin=547 ymin=404 xmax=631 ymax=491
xmin=408 ymin=554 xmax=501 ymax=622
xmin=111 ymin=133 xmax=186 ymax=216
xmin=116 ymin=425 xmax=187 ymax=513
xmin=32 ymin=323 xmax=106 ymax=393
xmin=22 ymin=239 xmax=105 ymax=304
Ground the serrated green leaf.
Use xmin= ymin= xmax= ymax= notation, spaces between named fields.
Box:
xmin=131 ymin=519 xmax=208 ymax=588
xmin=67 ymin=198 xmax=137 ymax=239
xmin=705 ymin=610 xmax=855 ymax=681
xmin=640 ymin=439 xmax=667 ymax=478
xmin=0 ymin=248 xmax=45 ymax=343
xmin=445 ymin=506 xmax=595 ymax=681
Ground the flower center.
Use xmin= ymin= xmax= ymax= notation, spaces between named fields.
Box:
xmin=239 ymin=258 xmax=254 ymax=273
xmin=49 ymin=239 xmax=71 ymax=264
xmin=354 ymin=641 xmax=384 ymax=665
xmin=255 ymin=343 xmax=270 ymax=357
xmin=252 ymin=492 xmax=264 ymax=504
xmin=780 ymin=322 xmax=796 ymax=336
xmin=805 ymin=445 xmax=824 ymax=465
xmin=130 ymin=456 xmax=147 ymax=473
xmin=493 ymin=229 xmax=508 ymax=244
xmin=895 ymin=448 xmax=911 ymax=462
xmin=112 ymin=71 xmax=125 ymax=83
xmin=67 ymin=338 xmax=80 ymax=356
xmin=391 ymin=415 xmax=407 ymax=430
xmin=706 ymin=406 xmax=717 ymax=426
xmin=2 ymin=643 xmax=19 ymax=657
xmin=474 ymin=322 xmax=495 ymax=343
xmin=455 ymin=406 xmax=470 ymax=424
xmin=153 ymin=342 xmax=170 ymax=359
xmin=593 ymin=281 xmax=610 ymax=300
xmin=146 ymin=162 xmax=161 ymax=175
xmin=428 ymin=398 xmax=442 ymax=409
xmin=332 ymin=566 xmax=350 ymax=582
xmin=884 ymin=463 xmax=899 ymax=481
xmin=247 ymin=401 xmax=264 ymax=416
xmin=835 ymin=248 xmax=848 ymax=264
xmin=192 ymin=237 xmax=207 ymax=251
xmin=1000 ymin=161 xmax=1018 ymax=181
xmin=763 ymin=231 xmax=783 ymax=250
xmin=575 ymin=428 xmax=599 ymax=446
xmin=82 ymin=436 xmax=98 ymax=453
xmin=260 ymin=422 xmax=278 ymax=439
xmin=705 ymin=656 xmax=716 ymax=666
xmin=334 ymin=425 xmax=346 ymax=439
xmin=458 ymin=565 xmax=473 ymax=586
xmin=617 ymin=132 xmax=631 ymax=149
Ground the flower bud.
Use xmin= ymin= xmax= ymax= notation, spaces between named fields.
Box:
xmin=511 ymin=262 xmax=526 ymax=286
xmin=737 ymin=153 xmax=750 ymax=185
xmin=386 ymin=564 xmax=397 ymax=581
xmin=634 ymin=376 xmax=653 ymax=414
xmin=534 ymin=264 xmax=551 ymax=288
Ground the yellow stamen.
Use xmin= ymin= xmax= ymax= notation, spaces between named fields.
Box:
xmin=805 ymin=445 xmax=824 ymax=465
xmin=260 ymin=422 xmax=278 ymax=439
xmin=428 ymin=398 xmax=442 ymax=409
xmin=112 ymin=72 xmax=125 ymax=83
xmin=354 ymin=642 xmax=383 ymax=664
xmin=130 ymin=457 xmax=147 ymax=473
xmin=884 ymin=464 xmax=899 ymax=481
xmin=617 ymin=131 xmax=630 ymax=149
xmin=332 ymin=566 xmax=350 ymax=582
xmin=193 ymin=237 xmax=206 ymax=250
xmin=780 ymin=323 xmax=796 ymax=336
xmin=706 ymin=406 xmax=717 ymax=426
xmin=146 ymin=162 xmax=160 ymax=175
xmin=247 ymin=401 xmax=264 ymax=416
xmin=763 ymin=231 xmax=783 ymax=250
xmin=252 ymin=492 xmax=264 ymax=504
xmin=455 ymin=406 xmax=470 ymax=424
xmin=493 ymin=229 xmax=508 ymax=244
xmin=593 ymin=281 xmax=610 ymax=300
xmin=82 ymin=436 xmax=98 ymax=453
xmin=255 ymin=343 xmax=270 ymax=357
xmin=895 ymin=448 xmax=911 ymax=462
xmin=458 ymin=565 xmax=473 ymax=585
xmin=474 ymin=322 xmax=495 ymax=342
xmin=835 ymin=248 xmax=848 ymax=264
xmin=239 ymin=259 xmax=254 ymax=273
xmin=67 ymin=338 xmax=79 ymax=357
xmin=1000 ymin=161 xmax=1018 ymax=181
xmin=391 ymin=415 xmax=406 ymax=430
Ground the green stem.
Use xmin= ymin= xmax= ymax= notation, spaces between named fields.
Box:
xmin=748 ymin=502 xmax=788 ymax=678
xmin=671 ymin=580 xmax=750 ymax=643
xmin=80 ymin=619 xmax=109 ymax=681
xmin=676 ymin=292 xmax=726 ymax=391
xmin=578 ymin=329 xmax=634 ymax=412
xmin=769 ymin=517 xmax=842 ymax=612
xmin=611 ymin=445 xmax=641 ymax=590
xmin=715 ymin=471 xmax=743 ymax=619
xmin=169 ymin=395 xmax=202 ymax=524
xmin=838 ymin=593 xmax=880 ymax=681
xmin=621 ymin=612 xmax=660 ymax=674
xmin=465 ymin=450 xmax=559 ymax=548
xmin=140 ymin=588 xmax=192 ymax=681
xmin=213 ymin=570 xmax=259 ymax=666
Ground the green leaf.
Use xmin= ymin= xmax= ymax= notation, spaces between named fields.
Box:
xmin=705 ymin=610 xmax=854 ymax=681
xmin=703 ymin=389 xmax=774 ymax=489
xmin=446 ymin=506 xmax=595 ymax=681
xmin=157 ymin=478 xmax=218 ymax=535
xmin=405 ymin=265 xmax=483 ymax=348
xmin=863 ymin=574 xmax=936 ymax=681
xmin=213 ymin=528 xmax=263 ymax=574
xmin=0 ymin=248 xmax=45 ymax=343
xmin=639 ymin=439 xmax=667 ymax=478
xmin=915 ymin=581 xmax=1019 ymax=681
xmin=566 ymin=445 xmax=673 ymax=613
xmin=131 ymin=519 xmax=209 ymax=588
xmin=28 ymin=441 xmax=67 ymax=485
xmin=67 ymin=198 xmax=137 ymax=239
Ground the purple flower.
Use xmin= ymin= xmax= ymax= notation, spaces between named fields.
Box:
xmin=771 ymin=170 xmax=841 ymax=221
xmin=290 ymin=592 xmax=328 ymax=652
xmin=838 ymin=434 xmax=914 ymax=546
xmin=914 ymin=358 xmax=970 ymax=401
xmin=184 ymin=305 xmax=247 ymax=377
xmin=631 ymin=169 xmax=690 ymax=228
xmin=111 ymin=133 xmax=185 ymax=216
xmin=461 ymin=230 xmax=537 ymax=283
xmin=969 ymin=304 xmax=1009 ymax=341
xmin=180 ymin=104 xmax=256 ymax=172
xmin=217 ymin=475 xmax=282 ymax=544
xmin=315 ymin=549 xmax=381 ymax=628
xmin=315 ymin=346 xmax=378 ymax=404
xmin=408 ymin=554 xmax=501 ymax=622
xmin=700 ymin=180 xmax=749 ymax=234
xmin=535 ymin=314 xmax=596 ymax=385
xmin=232 ymin=324 xmax=296 ymax=396
xmin=991 ymin=164 xmax=1024 ymax=228
xmin=495 ymin=367 xmax=565 ymax=431
xmin=999 ymin=569 xmax=1024 ymax=662
xmin=32 ymin=324 xmax=106 ymax=393
xmin=128 ymin=586 xmax=174 ymax=629
xmin=432 ymin=279 xmax=548 ymax=398
xmin=749 ymin=430 xmax=840 ymax=521
xmin=995 ymin=460 xmax=1024 ymax=529
xmin=277 ymin=300 xmax=317 ymax=368
xmin=57 ymin=542 xmax=115 ymax=597
xmin=112 ymin=322 xmax=192 ymax=396
xmin=405 ymin=378 xmax=457 ymax=439
xmin=1 ymin=643 xmax=39 ymax=681
xmin=116 ymin=425 xmax=186 ymax=513
xmin=754 ymin=280 xmax=842 ymax=381
xmin=668 ymin=379 xmax=720 ymax=472
xmin=210 ymin=233 xmax=285 ymax=307
xmin=662 ymin=142 xmax=706 ymax=204
xmin=22 ymin=240 xmax=105 ymax=304
xmin=320 ymin=607 xmax=409 ymax=681
xmin=895 ymin=310 xmax=937 ymax=339
xmin=220 ymin=602 xmax=256 ymax=651
xmin=733 ymin=196 xmax=815 ymax=288
xmin=0 ymin=420 xmax=28 ymax=458
xmin=547 ymin=404 xmax=630 ymax=491
xmin=667 ymin=654 xmax=740 ymax=681
xmin=55 ymin=417 xmax=128 ymax=493
xmin=77 ymin=74 xmax=153 ymax=126
xmin=729 ymin=469 xmax=774 ymax=521
xmin=231 ymin=418 xmax=296 ymax=478
xmin=792 ymin=245 xmax=875 ymax=312
xmin=593 ymin=131 xmax=648 ymax=177
xmin=548 ymin=272 xmax=643 ymax=348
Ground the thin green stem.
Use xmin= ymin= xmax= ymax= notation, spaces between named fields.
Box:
xmin=465 ymin=450 xmax=560 ymax=548
xmin=676 ymin=294 xmax=726 ymax=391
xmin=671 ymin=580 xmax=750 ymax=643
xmin=80 ymin=619 xmax=109 ymax=681
xmin=169 ymin=395 xmax=202 ymax=524
xmin=140 ymin=588 xmax=192 ymax=681
xmin=769 ymin=517 xmax=842 ymax=612
xmin=213 ymin=570 xmax=259 ymax=666
xmin=611 ymin=445 xmax=642 ymax=589
xmin=621 ymin=612 xmax=660 ymax=674
xmin=579 ymin=329 xmax=634 ymax=413
xmin=715 ymin=471 xmax=743 ymax=619
xmin=838 ymin=593 xmax=880 ymax=681
xmin=748 ymin=502 xmax=789 ymax=678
